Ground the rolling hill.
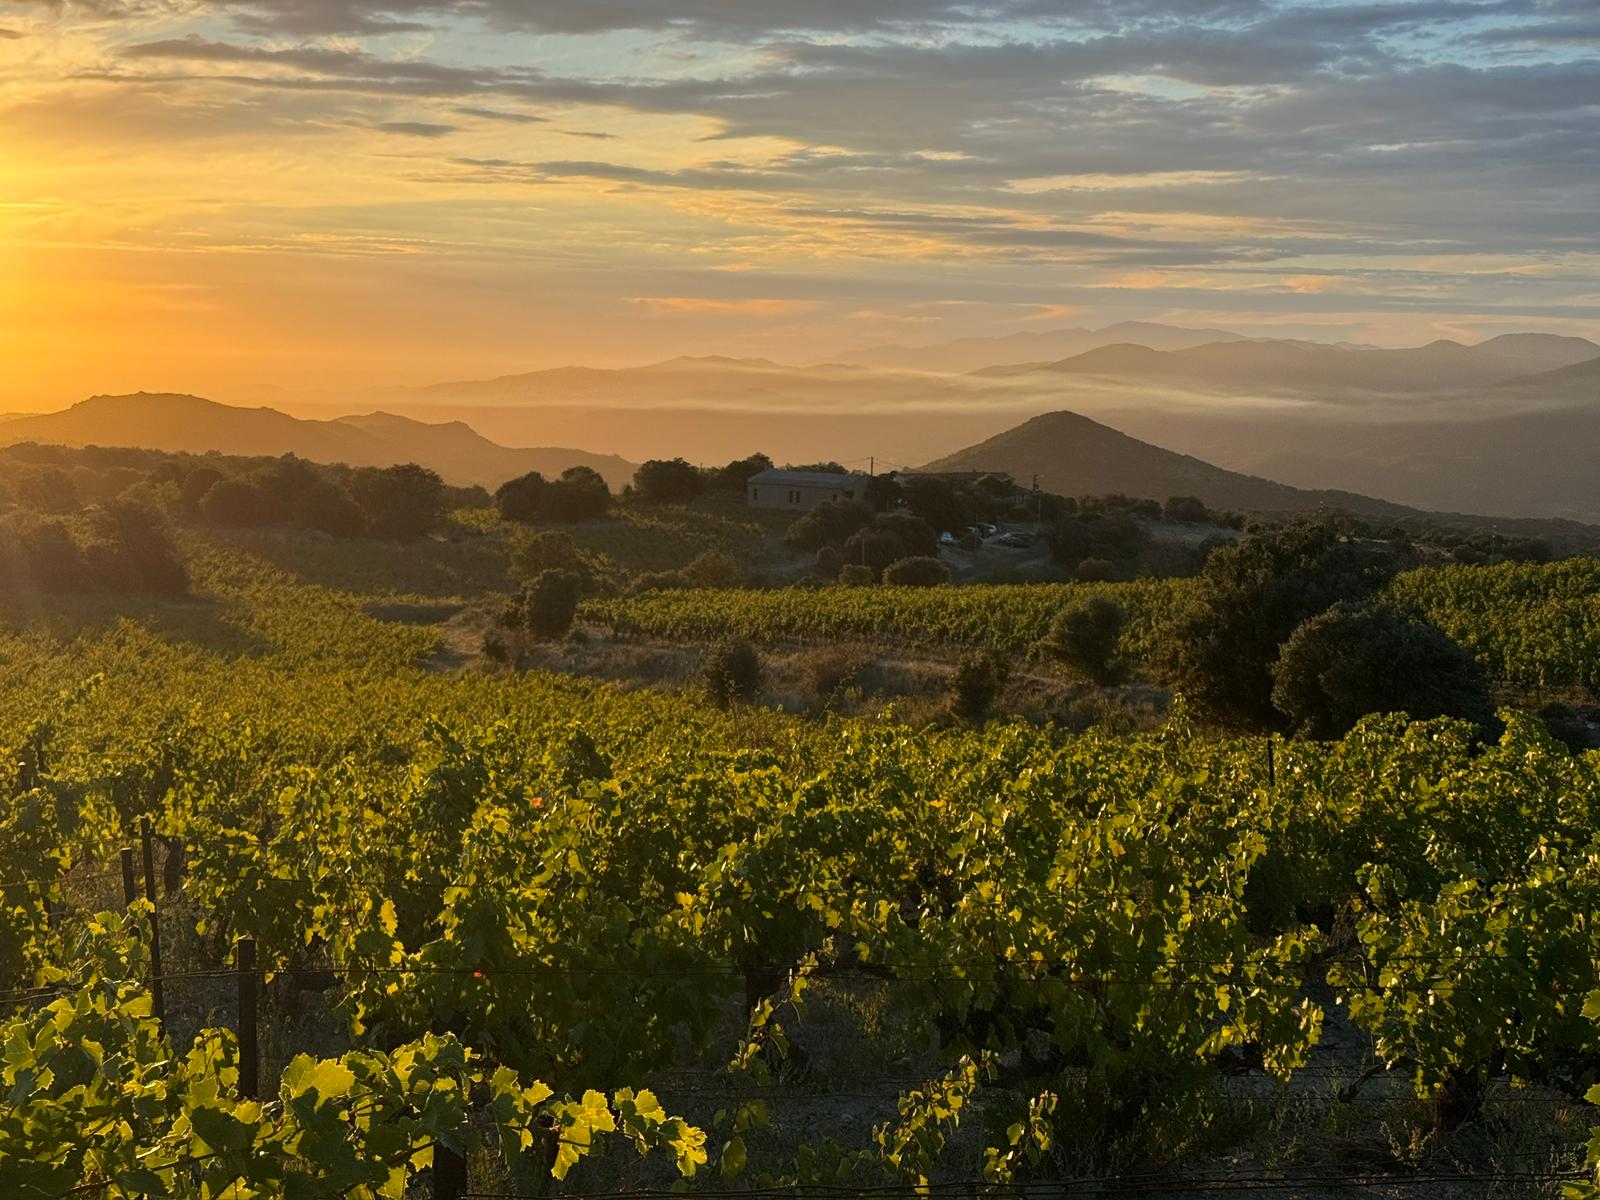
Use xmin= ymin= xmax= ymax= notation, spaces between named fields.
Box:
xmin=0 ymin=393 xmax=637 ymax=490
xmin=923 ymin=410 xmax=1411 ymax=516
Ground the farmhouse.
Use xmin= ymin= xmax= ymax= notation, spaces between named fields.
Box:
xmin=748 ymin=468 xmax=870 ymax=512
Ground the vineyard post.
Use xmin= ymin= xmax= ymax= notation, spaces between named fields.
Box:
xmin=434 ymin=1144 xmax=467 ymax=1200
xmin=120 ymin=846 xmax=137 ymax=907
xmin=236 ymin=937 xmax=258 ymax=1100
xmin=139 ymin=816 xmax=165 ymax=1026
xmin=1266 ymin=736 xmax=1276 ymax=789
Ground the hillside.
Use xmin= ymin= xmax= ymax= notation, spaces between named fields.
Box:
xmin=923 ymin=410 xmax=1411 ymax=515
xmin=837 ymin=321 xmax=1248 ymax=374
xmin=979 ymin=336 xmax=1600 ymax=394
xmin=0 ymin=393 xmax=636 ymax=489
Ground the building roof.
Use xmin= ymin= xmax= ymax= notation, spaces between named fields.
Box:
xmin=750 ymin=468 xmax=869 ymax=489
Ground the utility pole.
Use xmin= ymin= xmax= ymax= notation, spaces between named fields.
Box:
xmin=1032 ymin=473 xmax=1042 ymax=522
xmin=869 ymin=456 xmax=875 ymax=477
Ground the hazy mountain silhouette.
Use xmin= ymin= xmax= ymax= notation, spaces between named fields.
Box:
xmin=975 ymin=336 xmax=1600 ymax=394
xmin=0 ymin=393 xmax=636 ymax=489
xmin=923 ymin=410 xmax=1412 ymax=516
xmin=839 ymin=321 xmax=1247 ymax=374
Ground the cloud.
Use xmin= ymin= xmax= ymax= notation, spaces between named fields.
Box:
xmin=629 ymin=296 xmax=820 ymax=317
xmin=453 ymin=105 xmax=546 ymax=124
xmin=375 ymin=119 xmax=456 ymax=136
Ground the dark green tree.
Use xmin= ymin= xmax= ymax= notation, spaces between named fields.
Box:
xmin=1271 ymin=603 xmax=1498 ymax=739
xmin=1165 ymin=522 xmax=1406 ymax=731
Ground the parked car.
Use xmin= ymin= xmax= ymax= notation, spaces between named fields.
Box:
xmin=938 ymin=531 xmax=958 ymax=546
xmin=997 ymin=532 xmax=1033 ymax=549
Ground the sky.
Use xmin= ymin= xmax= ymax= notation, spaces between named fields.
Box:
xmin=1 ymin=0 xmax=1597 ymax=405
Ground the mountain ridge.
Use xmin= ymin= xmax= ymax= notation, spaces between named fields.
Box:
xmin=0 ymin=393 xmax=637 ymax=490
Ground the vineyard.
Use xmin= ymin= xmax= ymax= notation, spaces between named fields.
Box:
xmin=3 ymin=544 xmax=1600 ymax=1197
xmin=585 ymin=560 xmax=1600 ymax=698
xmin=582 ymin=579 xmax=1187 ymax=662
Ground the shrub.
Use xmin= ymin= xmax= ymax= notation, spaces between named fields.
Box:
xmin=679 ymin=549 xmax=746 ymax=589
xmin=201 ymin=477 xmax=272 ymax=527
xmin=539 ymin=467 xmax=611 ymax=523
xmin=1164 ymin=495 xmax=1212 ymax=524
xmin=1166 ymin=522 xmax=1406 ymax=731
xmin=351 ymin=463 xmax=443 ymax=541
xmin=787 ymin=499 xmax=872 ymax=552
xmin=1044 ymin=597 xmax=1126 ymax=684
xmin=714 ymin=453 xmax=773 ymax=492
xmin=1050 ymin=512 xmax=1148 ymax=567
xmin=632 ymin=459 xmax=704 ymax=505
xmin=702 ymin=637 xmax=764 ymax=708
xmin=510 ymin=529 xmax=584 ymax=582
xmin=838 ymin=563 xmax=875 ymax=587
xmin=0 ymin=513 xmax=89 ymax=592
xmin=1271 ymin=603 xmax=1498 ymax=739
xmin=82 ymin=500 xmax=188 ymax=595
xmin=815 ymin=544 xmax=844 ymax=578
xmin=883 ymin=556 xmax=952 ymax=587
xmin=522 ymin=570 xmax=583 ymax=640
xmin=1076 ymin=557 xmax=1114 ymax=582
xmin=799 ymin=647 xmax=870 ymax=700
xmin=179 ymin=467 xmax=224 ymax=514
xmin=949 ymin=651 xmax=1009 ymax=724
xmin=495 ymin=472 xmax=547 ymax=523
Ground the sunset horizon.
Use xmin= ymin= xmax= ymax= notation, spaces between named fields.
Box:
xmin=4 ymin=0 xmax=1597 ymax=405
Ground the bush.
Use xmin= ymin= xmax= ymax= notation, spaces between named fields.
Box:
xmin=702 ymin=637 xmax=763 ymax=707
xmin=949 ymin=651 xmax=1010 ymax=724
xmin=1271 ymin=603 xmax=1498 ymax=739
xmin=1166 ymin=522 xmax=1407 ymax=731
xmin=714 ymin=453 xmax=773 ymax=493
xmin=679 ymin=549 xmax=746 ymax=589
xmin=799 ymin=647 xmax=870 ymax=700
xmin=787 ymin=500 xmax=872 ymax=552
xmin=838 ymin=563 xmax=875 ymax=586
xmin=495 ymin=472 xmax=547 ymax=523
xmin=351 ymin=463 xmax=443 ymax=541
xmin=179 ymin=467 xmax=224 ymax=514
xmin=81 ymin=500 xmax=189 ymax=595
xmin=815 ymin=544 xmax=844 ymax=578
xmin=201 ymin=477 xmax=272 ymax=527
xmin=1075 ymin=557 xmax=1115 ymax=582
xmin=0 ymin=513 xmax=89 ymax=592
xmin=510 ymin=529 xmax=584 ymax=582
xmin=1164 ymin=496 xmax=1212 ymax=524
xmin=1044 ymin=597 xmax=1126 ymax=684
xmin=539 ymin=467 xmax=611 ymax=523
xmin=522 ymin=570 xmax=583 ymax=640
xmin=632 ymin=459 xmax=704 ymax=505
xmin=1050 ymin=512 xmax=1148 ymax=567
xmin=883 ymin=556 xmax=952 ymax=587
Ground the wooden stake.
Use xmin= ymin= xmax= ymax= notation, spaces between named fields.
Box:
xmin=236 ymin=937 xmax=258 ymax=1100
xmin=121 ymin=847 xmax=137 ymax=907
xmin=139 ymin=816 xmax=165 ymax=1026
xmin=433 ymin=1144 xmax=468 ymax=1200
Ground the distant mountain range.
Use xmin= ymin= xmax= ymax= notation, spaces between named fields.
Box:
xmin=976 ymin=333 xmax=1600 ymax=395
xmin=836 ymin=321 xmax=1249 ymax=374
xmin=0 ymin=393 xmax=637 ymax=489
